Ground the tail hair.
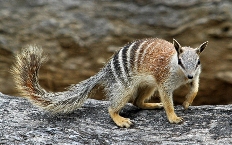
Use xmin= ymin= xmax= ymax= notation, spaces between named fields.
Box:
xmin=11 ymin=45 xmax=103 ymax=113
xmin=11 ymin=45 xmax=49 ymax=106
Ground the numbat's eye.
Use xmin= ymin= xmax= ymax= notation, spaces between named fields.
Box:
xmin=197 ymin=59 xmax=200 ymax=65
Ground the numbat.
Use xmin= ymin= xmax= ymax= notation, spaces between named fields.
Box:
xmin=11 ymin=38 xmax=208 ymax=128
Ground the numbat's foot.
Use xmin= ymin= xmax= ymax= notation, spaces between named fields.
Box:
xmin=168 ymin=115 xmax=183 ymax=124
xmin=109 ymin=109 xmax=133 ymax=128
xmin=182 ymin=101 xmax=191 ymax=110
xmin=114 ymin=116 xmax=133 ymax=128
xmin=142 ymin=103 xmax=163 ymax=109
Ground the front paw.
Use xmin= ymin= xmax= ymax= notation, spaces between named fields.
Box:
xmin=182 ymin=101 xmax=190 ymax=110
xmin=168 ymin=116 xmax=183 ymax=124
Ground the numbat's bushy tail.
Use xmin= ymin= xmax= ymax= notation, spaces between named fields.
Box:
xmin=11 ymin=38 xmax=208 ymax=128
xmin=11 ymin=45 xmax=104 ymax=113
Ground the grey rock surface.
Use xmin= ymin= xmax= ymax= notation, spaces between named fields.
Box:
xmin=0 ymin=0 xmax=232 ymax=105
xmin=0 ymin=93 xmax=231 ymax=144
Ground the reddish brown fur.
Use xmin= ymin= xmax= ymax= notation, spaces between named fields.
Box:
xmin=137 ymin=38 xmax=175 ymax=82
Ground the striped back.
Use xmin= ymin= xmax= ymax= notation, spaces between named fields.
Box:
xmin=109 ymin=38 xmax=176 ymax=85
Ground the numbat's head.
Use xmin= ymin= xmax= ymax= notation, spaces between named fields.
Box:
xmin=173 ymin=39 xmax=208 ymax=79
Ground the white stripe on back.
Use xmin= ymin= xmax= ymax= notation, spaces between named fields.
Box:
xmin=118 ymin=48 xmax=128 ymax=82
xmin=134 ymin=40 xmax=147 ymax=71
xmin=126 ymin=42 xmax=136 ymax=75
xmin=140 ymin=41 xmax=156 ymax=66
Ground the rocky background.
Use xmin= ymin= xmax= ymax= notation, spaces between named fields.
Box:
xmin=0 ymin=0 xmax=232 ymax=105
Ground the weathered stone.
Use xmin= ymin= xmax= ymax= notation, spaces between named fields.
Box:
xmin=0 ymin=0 xmax=232 ymax=105
xmin=0 ymin=93 xmax=231 ymax=144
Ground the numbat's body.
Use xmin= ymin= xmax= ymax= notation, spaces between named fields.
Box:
xmin=11 ymin=38 xmax=208 ymax=128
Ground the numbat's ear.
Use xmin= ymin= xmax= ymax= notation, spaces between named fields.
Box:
xmin=196 ymin=41 xmax=208 ymax=54
xmin=173 ymin=39 xmax=183 ymax=54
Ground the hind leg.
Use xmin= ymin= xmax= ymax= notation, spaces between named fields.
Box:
xmin=133 ymin=85 xmax=163 ymax=109
xmin=108 ymin=88 xmax=134 ymax=128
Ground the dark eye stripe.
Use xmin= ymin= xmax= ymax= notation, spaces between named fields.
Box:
xmin=178 ymin=59 xmax=185 ymax=69
xmin=195 ymin=59 xmax=201 ymax=69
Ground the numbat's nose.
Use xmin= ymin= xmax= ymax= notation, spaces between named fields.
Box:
xmin=187 ymin=75 xmax=193 ymax=79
